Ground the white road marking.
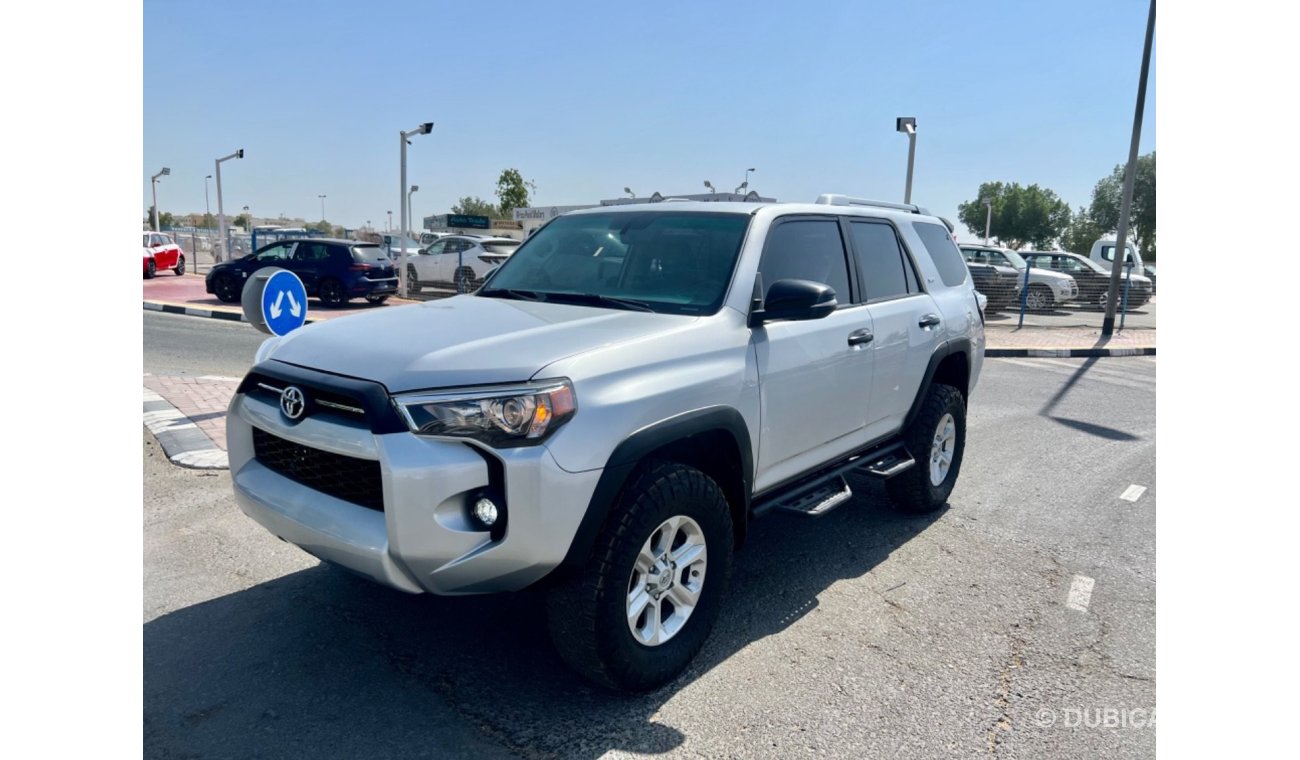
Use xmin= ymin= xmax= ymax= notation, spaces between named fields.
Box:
xmin=1120 ymin=484 xmax=1147 ymax=501
xmin=1067 ymin=575 xmax=1095 ymax=612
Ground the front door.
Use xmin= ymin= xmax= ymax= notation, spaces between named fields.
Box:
xmin=288 ymin=240 xmax=332 ymax=294
xmin=752 ymin=216 xmax=875 ymax=493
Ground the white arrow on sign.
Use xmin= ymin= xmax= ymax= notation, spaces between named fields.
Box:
xmin=286 ymin=291 xmax=301 ymax=318
xmin=269 ymin=291 xmax=284 ymax=319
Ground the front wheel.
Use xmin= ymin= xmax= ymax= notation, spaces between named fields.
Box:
xmin=212 ymin=273 xmax=238 ymax=303
xmin=886 ymin=383 xmax=966 ymax=515
xmin=1025 ymin=284 xmax=1053 ymax=312
xmin=173 ymin=255 xmax=186 ymax=276
xmin=546 ymin=461 xmax=733 ymax=692
xmin=454 ymin=267 xmax=478 ymax=294
xmin=406 ymin=265 xmax=422 ymax=294
xmin=319 ymin=278 xmax=347 ymax=307
xmin=144 ymin=259 xmax=156 ymax=279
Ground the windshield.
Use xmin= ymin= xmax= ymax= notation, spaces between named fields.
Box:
xmin=479 ymin=211 xmax=750 ymax=315
xmin=1076 ymin=256 xmax=1110 ymax=274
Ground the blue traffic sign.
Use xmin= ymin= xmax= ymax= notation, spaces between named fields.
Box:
xmin=260 ymin=269 xmax=308 ymax=336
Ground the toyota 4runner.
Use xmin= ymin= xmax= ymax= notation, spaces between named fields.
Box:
xmin=228 ymin=195 xmax=985 ymax=691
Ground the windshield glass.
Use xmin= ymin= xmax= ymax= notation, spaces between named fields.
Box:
xmin=480 ymin=211 xmax=750 ymax=315
xmin=1074 ymin=256 xmax=1110 ymax=274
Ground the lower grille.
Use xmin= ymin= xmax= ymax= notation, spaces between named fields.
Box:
xmin=252 ymin=427 xmax=384 ymax=511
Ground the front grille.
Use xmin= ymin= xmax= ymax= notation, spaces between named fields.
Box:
xmin=252 ymin=427 xmax=384 ymax=511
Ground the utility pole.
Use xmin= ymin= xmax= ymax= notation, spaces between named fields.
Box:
xmin=1101 ymin=0 xmax=1155 ymax=336
xmin=983 ymin=199 xmax=993 ymax=244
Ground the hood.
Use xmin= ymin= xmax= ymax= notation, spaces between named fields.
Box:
xmin=264 ymin=295 xmax=695 ymax=392
xmin=1028 ymin=267 xmax=1073 ymax=284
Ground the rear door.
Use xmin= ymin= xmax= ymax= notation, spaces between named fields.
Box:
xmin=288 ymin=241 xmax=332 ymax=294
xmin=847 ymin=219 xmax=940 ymax=430
xmin=752 ymin=215 xmax=875 ymax=492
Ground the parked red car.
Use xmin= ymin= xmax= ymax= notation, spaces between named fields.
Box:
xmin=144 ymin=232 xmax=185 ymax=278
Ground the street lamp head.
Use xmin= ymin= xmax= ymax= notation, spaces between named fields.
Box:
xmin=419 ymin=122 xmax=434 ymax=135
xmin=235 ymin=149 xmax=244 ymax=159
xmin=704 ymin=180 xmax=715 ymax=192
xmin=896 ymin=117 xmax=917 ymax=135
xmin=205 ymin=174 xmax=212 ymax=180
xmin=624 ymin=187 xmax=635 ymax=198
xmin=160 ymin=167 xmax=170 ymax=176
xmin=747 ymin=167 xmax=756 ymax=172
xmin=410 ymin=185 xmax=419 ymax=193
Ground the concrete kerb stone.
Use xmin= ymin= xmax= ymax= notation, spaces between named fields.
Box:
xmin=144 ymin=387 xmax=229 ymax=470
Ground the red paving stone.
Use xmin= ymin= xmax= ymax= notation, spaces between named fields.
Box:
xmin=143 ymin=273 xmax=421 ymax=320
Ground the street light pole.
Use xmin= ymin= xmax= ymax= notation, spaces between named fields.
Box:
xmin=407 ymin=185 xmax=419 ymax=239
xmin=387 ymin=211 xmax=392 ymax=232
xmin=1102 ymin=0 xmax=1156 ymax=337
xmin=318 ymin=194 xmax=327 ymax=222
xmin=398 ymin=123 xmax=434 ymax=297
xmin=150 ymin=167 xmax=170 ymax=231
xmin=204 ymin=175 xmax=212 ymax=230
xmin=896 ymin=117 xmax=917 ymax=204
xmin=215 ymin=149 xmax=244 ymax=262
xmin=983 ymin=199 xmax=993 ymax=244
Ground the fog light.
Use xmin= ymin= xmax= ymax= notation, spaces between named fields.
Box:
xmin=473 ymin=497 xmax=499 ymax=527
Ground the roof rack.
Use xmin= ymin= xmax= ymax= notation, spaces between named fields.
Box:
xmin=814 ymin=194 xmax=931 ymax=216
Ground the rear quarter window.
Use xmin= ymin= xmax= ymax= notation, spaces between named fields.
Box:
xmin=913 ymin=222 xmax=968 ymax=287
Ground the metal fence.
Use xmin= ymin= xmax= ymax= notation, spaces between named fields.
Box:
xmin=167 ymin=229 xmax=252 ymax=275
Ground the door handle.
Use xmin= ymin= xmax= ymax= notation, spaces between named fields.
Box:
xmin=847 ymin=328 xmax=874 ymax=347
xmin=918 ymin=313 xmax=941 ymax=328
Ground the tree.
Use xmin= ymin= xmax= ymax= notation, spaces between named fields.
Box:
xmin=451 ymin=196 xmax=499 ymax=218
xmin=232 ymin=213 xmax=251 ymax=231
xmin=1061 ymin=206 xmax=1106 ymax=256
xmin=1087 ymin=151 xmax=1156 ymax=260
xmin=494 ymin=168 xmax=536 ymax=218
xmin=144 ymin=206 xmax=175 ymax=230
xmin=957 ymin=182 xmax=1072 ymax=249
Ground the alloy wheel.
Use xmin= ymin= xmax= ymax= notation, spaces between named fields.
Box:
xmin=626 ymin=515 xmax=708 ymax=647
xmin=929 ymin=413 xmax=956 ymax=486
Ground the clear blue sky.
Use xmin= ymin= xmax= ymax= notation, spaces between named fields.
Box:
xmin=144 ymin=0 xmax=1155 ymax=239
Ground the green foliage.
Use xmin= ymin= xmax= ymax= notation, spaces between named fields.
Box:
xmin=231 ymin=213 xmax=250 ymax=230
xmin=1061 ymin=206 xmax=1106 ymax=256
xmin=957 ymin=182 xmax=1072 ymax=250
xmin=494 ymin=168 xmax=536 ymax=217
xmin=144 ymin=206 xmax=175 ymax=229
xmin=451 ymin=196 xmax=500 ymax=218
xmin=1087 ymin=151 xmax=1156 ymax=260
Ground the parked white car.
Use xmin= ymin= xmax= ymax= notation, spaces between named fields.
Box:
xmin=959 ymin=244 xmax=1078 ymax=311
xmin=407 ymin=234 xmax=521 ymax=293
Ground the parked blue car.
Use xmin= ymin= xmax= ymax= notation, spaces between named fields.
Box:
xmin=206 ymin=238 xmax=398 ymax=307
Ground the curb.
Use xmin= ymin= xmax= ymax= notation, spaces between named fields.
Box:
xmin=143 ymin=387 xmax=229 ymax=470
xmin=985 ymin=347 xmax=1155 ymax=358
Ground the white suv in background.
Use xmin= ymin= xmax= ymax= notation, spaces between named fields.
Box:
xmin=959 ymin=244 xmax=1078 ymax=311
xmin=228 ymin=195 xmax=984 ymax=691
xmin=407 ymin=234 xmax=521 ymax=293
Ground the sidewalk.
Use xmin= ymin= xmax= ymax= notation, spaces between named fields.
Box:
xmin=145 ymin=279 xmax=1154 ymax=469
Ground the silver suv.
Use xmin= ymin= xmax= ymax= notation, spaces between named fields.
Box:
xmin=227 ymin=195 xmax=985 ymax=691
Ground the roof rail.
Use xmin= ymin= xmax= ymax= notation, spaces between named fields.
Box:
xmin=814 ymin=194 xmax=931 ymax=215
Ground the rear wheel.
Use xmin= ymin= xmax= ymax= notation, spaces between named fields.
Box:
xmin=454 ymin=267 xmax=478 ymax=294
xmin=406 ymin=265 xmax=422 ymax=294
xmin=546 ymin=461 xmax=733 ymax=692
xmin=886 ymin=383 xmax=966 ymax=515
xmin=144 ymin=259 xmax=156 ymax=279
xmin=319 ymin=278 xmax=347 ymax=307
xmin=173 ymin=255 xmax=185 ymax=276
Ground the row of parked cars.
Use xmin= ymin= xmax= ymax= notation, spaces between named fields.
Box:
xmin=960 ymin=240 xmax=1155 ymax=312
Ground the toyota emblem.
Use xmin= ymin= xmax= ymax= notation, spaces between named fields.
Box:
xmin=280 ymin=386 xmax=306 ymax=420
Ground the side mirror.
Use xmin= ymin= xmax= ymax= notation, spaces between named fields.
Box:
xmin=750 ymin=279 xmax=838 ymax=327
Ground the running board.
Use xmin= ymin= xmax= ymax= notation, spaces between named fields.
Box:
xmin=861 ymin=450 xmax=916 ymax=478
xmin=771 ymin=477 xmax=853 ymax=517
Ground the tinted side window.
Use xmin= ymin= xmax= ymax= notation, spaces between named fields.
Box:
xmin=293 ymin=242 xmax=331 ymax=261
xmin=849 ymin=221 xmax=913 ymax=302
xmin=759 ymin=219 xmax=851 ymax=304
xmin=913 ymin=222 xmax=967 ymax=287
xmin=255 ymin=243 xmax=292 ymax=262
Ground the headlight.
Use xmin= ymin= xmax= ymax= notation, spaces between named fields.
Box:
xmin=393 ymin=379 xmax=576 ymax=447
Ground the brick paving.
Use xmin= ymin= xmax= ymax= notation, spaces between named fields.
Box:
xmin=143 ymin=374 xmax=240 ymax=451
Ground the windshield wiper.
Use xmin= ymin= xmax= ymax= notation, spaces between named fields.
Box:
xmin=479 ymin=288 xmax=547 ymax=302
xmin=546 ymin=292 xmax=656 ymax=313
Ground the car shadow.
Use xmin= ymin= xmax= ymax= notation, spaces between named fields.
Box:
xmin=144 ymin=476 xmax=943 ymax=759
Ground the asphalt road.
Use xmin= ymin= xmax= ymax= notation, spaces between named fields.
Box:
xmin=144 ymin=310 xmax=266 ymax=377
xmin=144 ymin=315 xmax=1156 ymax=759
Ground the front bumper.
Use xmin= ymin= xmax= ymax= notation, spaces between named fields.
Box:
xmin=227 ymin=388 xmax=602 ymax=595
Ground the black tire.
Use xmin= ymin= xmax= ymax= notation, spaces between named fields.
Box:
xmin=454 ymin=267 xmax=478 ymax=294
xmin=406 ymin=265 xmax=422 ymax=294
xmin=546 ymin=461 xmax=734 ymax=693
xmin=319 ymin=278 xmax=347 ymax=307
xmin=365 ymin=294 xmax=389 ymax=305
xmin=173 ymin=256 xmax=185 ymax=276
xmin=1025 ymin=284 xmax=1053 ymax=312
xmin=144 ymin=259 xmax=156 ymax=279
xmin=212 ymin=273 xmax=239 ymax=303
xmin=886 ymin=383 xmax=966 ymax=515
